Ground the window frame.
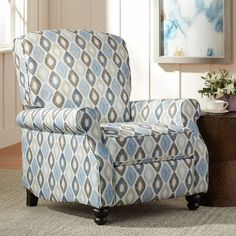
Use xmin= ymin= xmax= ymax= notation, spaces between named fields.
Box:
xmin=0 ymin=0 xmax=27 ymax=51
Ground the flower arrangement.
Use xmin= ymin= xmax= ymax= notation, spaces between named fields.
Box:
xmin=198 ymin=68 xmax=236 ymax=98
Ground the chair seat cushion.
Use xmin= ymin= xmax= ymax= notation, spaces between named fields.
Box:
xmin=100 ymin=122 xmax=194 ymax=166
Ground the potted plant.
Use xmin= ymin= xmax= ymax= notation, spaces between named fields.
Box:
xmin=198 ymin=68 xmax=236 ymax=111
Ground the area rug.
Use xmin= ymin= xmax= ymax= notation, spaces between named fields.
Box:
xmin=0 ymin=169 xmax=235 ymax=236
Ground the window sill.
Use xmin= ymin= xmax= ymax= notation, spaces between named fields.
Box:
xmin=0 ymin=48 xmax=12 ymax=53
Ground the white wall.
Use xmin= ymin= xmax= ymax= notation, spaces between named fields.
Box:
xmin=0 ymin=0 xmax=48 ymax=148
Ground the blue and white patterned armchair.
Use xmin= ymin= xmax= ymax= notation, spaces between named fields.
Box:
xmin=13 ymin=29 xmax=208 ymax=225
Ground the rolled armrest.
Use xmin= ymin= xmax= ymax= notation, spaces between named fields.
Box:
xmin=17 ymin=107 xmax=115 ymax=207
xmin=130 ymin=99 xmax=201 ymax=130
xmin=16 ymin=107 xmax=100 ymax=135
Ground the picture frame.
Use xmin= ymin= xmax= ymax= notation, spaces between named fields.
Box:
xmin=155 ymin=0 xmax=232 ymax=64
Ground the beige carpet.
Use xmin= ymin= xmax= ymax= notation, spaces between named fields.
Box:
xmin=0 ymin=170 xmax=236 ymax=236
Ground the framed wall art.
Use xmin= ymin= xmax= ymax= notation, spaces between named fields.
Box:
xmin=155 ymin=0 xmax=232 ymax=64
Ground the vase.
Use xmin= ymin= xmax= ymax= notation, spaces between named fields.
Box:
xmin=228 ymin=95 xmax=236 ymax=111
xmin=218 ymin=95 xmax=236 ymax=111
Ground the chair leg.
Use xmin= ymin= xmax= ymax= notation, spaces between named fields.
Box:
xmin=185 ymin=194 xmax=201 ymax=210
xmin=26 ymin=189 xmax=38 ymax=207
xmin=93 ymin=207 xmax=109 ymax=225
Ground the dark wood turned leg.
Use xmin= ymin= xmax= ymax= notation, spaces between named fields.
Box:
xmin=26 ymin=189 xmax=38 ymax=207
xmin=93 ymin=207 xmax=109 ymax=225
xmin=185 ymin=194 xmax=201 ymax=210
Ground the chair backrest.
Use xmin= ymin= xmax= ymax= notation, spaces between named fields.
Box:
xmin=13 ymin=29 xmax=131 ymax=123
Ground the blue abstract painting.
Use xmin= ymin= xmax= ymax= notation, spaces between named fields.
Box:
xmin=161 ymin=0 xmax=224 ymax=57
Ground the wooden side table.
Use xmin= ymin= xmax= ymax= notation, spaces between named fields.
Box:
xmin=197 ymin=112 xmax=236 ymax=207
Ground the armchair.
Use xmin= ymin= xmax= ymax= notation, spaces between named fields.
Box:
xmin=13 ymin=29 xmax=208 ymax=225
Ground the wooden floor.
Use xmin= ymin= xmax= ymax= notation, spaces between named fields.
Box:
xmin=0 ymin=143 xmax=21 ymax=169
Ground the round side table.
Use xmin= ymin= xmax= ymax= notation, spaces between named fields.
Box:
xmin=197 ymin=112 xmax=236 ymax=207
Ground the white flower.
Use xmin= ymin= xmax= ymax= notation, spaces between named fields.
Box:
xmin=229 ymin=75 xmax=236 ymax=83
xmin=225 ymin=83 xmax=235 ymax=95
xmin=199 ymin=69 xmax=236 ymax=97
xmin=215 ymin=88 xmax=225 ymax=98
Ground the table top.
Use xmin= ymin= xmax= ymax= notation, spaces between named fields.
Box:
xmin=201 ymin=111 xmax=236 ymax=118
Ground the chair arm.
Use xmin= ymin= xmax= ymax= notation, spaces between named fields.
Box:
xmin=16 ymin=107 xmax=101 ymax=136
xmin=130 ymin=99 xmax=201 ymax=130
xmin=18 ymin=107 xmax=116 ymax=207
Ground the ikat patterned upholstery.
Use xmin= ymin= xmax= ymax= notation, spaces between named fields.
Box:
xmin=13 ymin=29 xmax=131 ymax=123
xmin=13 ymin=29 xmax=208 ymax=209
xmin=101 ymin=122 xmax=194 ymax=166
xmin=16 ymin=107 xmax=100 ymax=135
